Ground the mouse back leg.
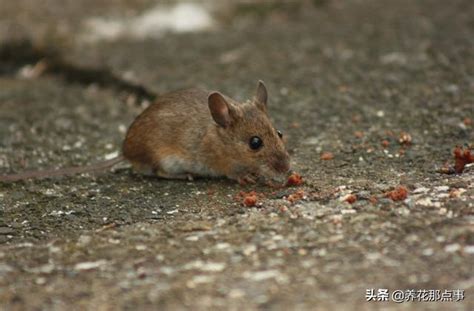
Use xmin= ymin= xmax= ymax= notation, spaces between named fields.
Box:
xmin=129 ymin=161 xmax=155 ymax=176
xmin=155 ymin=168 xmax=194 ymax=181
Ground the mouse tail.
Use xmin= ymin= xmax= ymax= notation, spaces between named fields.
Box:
xmin=0 ymin=155 xmax=125 ymax=182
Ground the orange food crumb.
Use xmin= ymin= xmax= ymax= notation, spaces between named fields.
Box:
xmin=235 ymin=191 xmax=261 ymax=207
xmin=345 ymin=194 xmax=357 ymax=204
xmin=454 ymin=146 xmax=473 ymax=174
xmin=463 ymin=118 xmax=472 ymax=126
xmin=385 ymin=186 xmax=409 ymax=201
xmin=243 ymin=194 xmax=258 ymax=207
xmin=399 ymin=132 xmax=412 ymax=145
xmin=381 ymin=140 xmax=390 ymax=148
xmin=449 ymin=188 xmax=462 ymax=198
xmin=354 ymin=131 xmax=364 ymax=138
xmin=320 ymin=152 xmax=334 ymax=160
xmin=287 ymin=173 xmax=303 ymax=186
xmin=439 ymin=160 xmax=454 ymax=174
xmin=287 ymin=190 xmax=306 ymax=204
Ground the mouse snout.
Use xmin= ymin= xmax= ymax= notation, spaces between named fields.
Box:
xmin=271 ymin=153 xmax=290 ymax=174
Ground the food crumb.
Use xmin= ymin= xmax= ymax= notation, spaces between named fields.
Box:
xmin=449 ymin=188 xmax=465 ymax=198
xmin=399 ymin=132 xmax=412 ymax=145
xmin=344 ymin=194 xmax=357 ymax=204
xmin=385 ymin=186 xmax=409 ymax=201
xmin=454 ymin=146 xmax=473 ymax=174
xmin=243 ymin=194 xmax=258 ymax=207
xmin=287 ymin=190 xmax=306 ymax=204
xmin=381 ymin=140 xmax=390 ymax=148
xmin=440 ymin=146 xmax=473 ymax=174
xmin=235 ymin=191 xmax=260 ymax=207
xmin=286 ymin=173 xmax=303 ymax=186
xmin=320 ymin=152 xmax=334 ymax=160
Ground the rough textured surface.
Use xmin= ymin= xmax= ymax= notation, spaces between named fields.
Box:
xmin=0 ymin=0 xmax=473 ymax=310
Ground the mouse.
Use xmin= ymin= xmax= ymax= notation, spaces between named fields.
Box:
xmin=0 ymin=81 xmax=290 ymax=185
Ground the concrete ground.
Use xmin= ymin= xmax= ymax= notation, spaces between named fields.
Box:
xmin=0 ymin=0 xmax=473 ymax=310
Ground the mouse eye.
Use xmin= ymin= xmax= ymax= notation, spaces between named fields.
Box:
xmin=249 ymin=136 xmax=263 ymax=150
xmin=277 ymin=130 xmax=283 ymax=139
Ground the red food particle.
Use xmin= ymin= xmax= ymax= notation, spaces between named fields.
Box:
xmin=439 ymin=160 xmax=453 ymax=174
xmin=287 ymin=190 xmax=306 ymax=204
xmin=449 ymin=188 xmax=461 ymax=198
xmin=463 ymin=118 xmax=472 ymax=126
xmin=345 ymin=194 xmax=357 ymax=204
xmin=399 ymin=132 xmax=412 ymax=145
xmin=454 ymin=146 xmax=473 ymax=174
xmin=286 ymin=173 xmax=303 ymax=186
xmin=320 ymin=152 xmax=334 ymax=160
xmin=243 ymin=194 xmax=257 ymax=207
xmin=381 ymin=140 xmax=390 ymax=148
xmin=235 ymin=191 xmax=255 ymax=200
xmin=385 ymin=186 xmax=409 ymax=201
xmin=235 ymin=191 xmax=262 ymax=207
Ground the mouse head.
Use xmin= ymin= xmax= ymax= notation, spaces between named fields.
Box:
xmin=208 ymin=81 xmax=290 ymax=182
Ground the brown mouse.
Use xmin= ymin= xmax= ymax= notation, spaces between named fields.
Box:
xmin=0 ymin=81 xmax=290 ymax=184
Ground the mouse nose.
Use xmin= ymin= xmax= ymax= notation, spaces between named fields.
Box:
xmin=272 ymin=153 xmax=290 ymax=173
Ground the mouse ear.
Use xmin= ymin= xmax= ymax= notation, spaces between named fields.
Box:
xmin=208 ymin=92 xmax=232 ymax=128
xmin=255 ymin=80 xmax=268 ymax=112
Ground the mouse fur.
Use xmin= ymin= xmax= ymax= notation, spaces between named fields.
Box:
xmin=123 ymin=81 xmax=290 ymax=184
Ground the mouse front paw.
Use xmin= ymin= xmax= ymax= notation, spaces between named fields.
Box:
xmin=264 ymin=179 xmax=284 ymax=188
xmin=236 ymin=173 xmax=259 ymax=185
